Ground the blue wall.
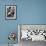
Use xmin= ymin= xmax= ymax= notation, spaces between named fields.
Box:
xmin=0 ymin=0 xmax=46 ymax=44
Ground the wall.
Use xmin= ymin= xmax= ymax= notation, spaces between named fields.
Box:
xmin=0 ymin=0 xmax=46 ymax=44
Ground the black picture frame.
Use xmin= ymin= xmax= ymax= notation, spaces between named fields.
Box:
xmin=5 ymin=5 xmax=16 ymax=20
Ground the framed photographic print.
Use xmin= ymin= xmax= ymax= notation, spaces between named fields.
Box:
xmin=5 ymin=5 xmax=16 ymax=20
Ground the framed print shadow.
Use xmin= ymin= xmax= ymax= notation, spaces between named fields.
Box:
xmin=5 ymin=5 xmax=16 ymax=20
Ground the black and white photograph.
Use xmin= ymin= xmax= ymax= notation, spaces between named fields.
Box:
xmin=18 ymin=25 xmax=46 ymax=46
xmin=5 ymin=5 xmax=16 ymax=20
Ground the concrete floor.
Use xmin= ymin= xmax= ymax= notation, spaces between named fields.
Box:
xmin=0 ymin=44 xmax=18 ymax=46
xmin=19 ymin=39 xmax=46 ymax=46
xmin=0 ymin=40 xmax=46 ymax=46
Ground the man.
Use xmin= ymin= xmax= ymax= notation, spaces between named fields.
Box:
xmin=7 ymin=6 xmax=15 ymax=17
